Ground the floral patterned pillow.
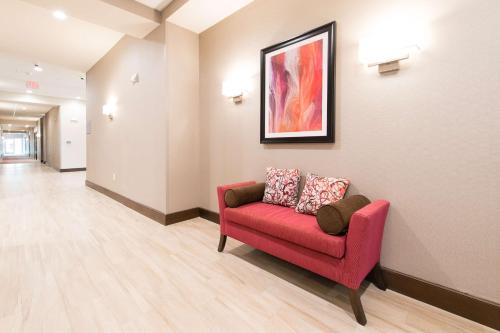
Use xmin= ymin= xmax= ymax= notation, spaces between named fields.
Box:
xmin=296 ymin=173 xmax=350 ymax=215
xmin=263 ymin=167 xmax=301 ymax=208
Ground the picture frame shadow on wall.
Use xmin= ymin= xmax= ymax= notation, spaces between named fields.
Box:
xmin=260 ymin=21 xmax=336 ymax=144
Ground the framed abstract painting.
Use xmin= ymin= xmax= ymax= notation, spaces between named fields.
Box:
xmin=260 ymin=22 xmax=336 ymax=144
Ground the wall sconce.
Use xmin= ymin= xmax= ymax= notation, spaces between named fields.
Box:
xmin=360 ymin=41 xmax=418 ymax=73
xmin=222 ymin=79 xmax=244 ymax=104
xmin=102 ymin=103 xmax=116 ymax=120
xmin=359 ymin=19 xmax=423 ymax=74
xmin=130 ymin=73 xmax=139 ymax=85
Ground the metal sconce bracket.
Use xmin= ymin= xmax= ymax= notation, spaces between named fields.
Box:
xmin=368 ymin=53 xmax=410 ymax=74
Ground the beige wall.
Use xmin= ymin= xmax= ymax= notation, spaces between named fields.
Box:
xmin=86 ymin=21 xmax=200 ymax=214
xmin=43 ymin=106 xmax=61 ymax=169
xmin=199 ymin=0 xmax=500 ymax=302
xmin=165 ymin=22 xmax=200 ymax=213
xmin=86 ymin=26 xmax=168 ymax=213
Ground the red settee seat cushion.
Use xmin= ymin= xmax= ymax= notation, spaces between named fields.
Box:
xmin=224 ymin=202 xmax=346 ymax=258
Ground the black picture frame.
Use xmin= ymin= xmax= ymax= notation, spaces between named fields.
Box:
xmin=260 ymin=21 xmax=336 ymax=144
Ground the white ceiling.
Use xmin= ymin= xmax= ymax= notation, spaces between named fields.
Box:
xmin=0 ymin=123 xmax=37 ymax=131
xmin=0 ymin=0 xmax=253 ymax=109
xmin=0 ymin=0 xmax=124 ymax=72
xmin=23 ymin=0 xmax=161 ymax=39
xmin=0 ymin=101 xmax=52 ymax=115
xmin=0 ymin=0 xmax=163 ymax=105
xmin=0 ymin=52 xmax=86 ymax=100
xmin=135 ymin=0 xmax=173 ymax=10
xmin=0 ymin=100 xmax=53 ymax=129
xmin=167 ymin=0 xmax=254 ymax=34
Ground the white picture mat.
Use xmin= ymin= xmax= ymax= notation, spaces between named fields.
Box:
xmin=264 ymin=31 xmax=329 ymax=138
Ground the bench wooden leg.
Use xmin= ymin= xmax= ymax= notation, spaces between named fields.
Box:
xmin=348 ymin=288 xmax=367 ymax=326
xmin=371 ymin=262 xmax=387 ymax=291
xmin=217 ymin=235 xmax=227 ymax=252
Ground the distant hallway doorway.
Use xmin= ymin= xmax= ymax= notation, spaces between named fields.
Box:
xmin=2 ymin=132 xmax=29 ymax=157
xmin=0 ymin=132 xmax=36 ymax=164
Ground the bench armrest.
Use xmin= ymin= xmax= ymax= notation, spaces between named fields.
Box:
xmin=343 ymin=200 xmax=390 ymax=289
xmin=217 ymin=181 xmax=257 ymax=234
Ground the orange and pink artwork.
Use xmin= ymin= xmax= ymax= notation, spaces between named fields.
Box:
xmin=261 ymin=23 xmax=335 ymax=143
xmin=269 ymin=39 xmax=323 ymax=133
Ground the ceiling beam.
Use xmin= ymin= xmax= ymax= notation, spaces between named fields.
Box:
xmin=100 ymin=0 xmax=161 ymax=23
xmin=21 ymin=0 xmax=161 ymax=38
xmin=161 ymin=0 xmax=188 ymax=20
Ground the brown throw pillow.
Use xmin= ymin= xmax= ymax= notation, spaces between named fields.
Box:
xmin=316 ymin=195 xmax=371 ymax=235
xmin=225 ymin=183 xmax=266 ymax=208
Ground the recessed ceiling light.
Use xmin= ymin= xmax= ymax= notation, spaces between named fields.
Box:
xmin=76 ymin=96 xmax=81 ymax=99
xmin=8 ymin=124 xmax=12 ymax=127
xmin=25 ymin=125 xmax=29 ymax=128
xmin=33 ymin=64 xmax=43 ymax=72
xmin=22 ymin=107 xmax=27 ymax=110
xmin=26 ymin=90 xmax=33 ymax=94
xmin=53 ymin=10 xmax=67 ymax=21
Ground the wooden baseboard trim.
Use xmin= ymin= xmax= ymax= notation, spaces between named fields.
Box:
xmin=379 ymin=267 xmax=499 ymax=330
xmin=198 ymin=207 xmax=499 ymax=330
xmin=199 ymin=207 xmax=219 ymax=223
xmin=60 ymin=168 xmax=86 ymax=172
xmin=85 ymin=180 xmax=165 ymax=224
xmin=165 ymin=208 xmax=200 ymax=225
xmin=85 ymin=181 xmax=212 ymax=227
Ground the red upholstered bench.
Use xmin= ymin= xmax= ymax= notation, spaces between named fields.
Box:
xmin=217 ymin=181 xmax=390 ymax=325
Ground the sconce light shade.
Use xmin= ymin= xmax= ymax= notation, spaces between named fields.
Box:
xmin=360 ymin=41 xmax=416 ymax=73
xmin=359 ymin=20 xmax=422 ymax=73
xmin=222 ymin=79 xmax=244 ymax=104
xmin=102 ymin=103 xmax=116 ymax=120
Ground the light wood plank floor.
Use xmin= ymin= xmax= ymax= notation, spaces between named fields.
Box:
xmin=0 ymin=163 xmax=496 ymax=333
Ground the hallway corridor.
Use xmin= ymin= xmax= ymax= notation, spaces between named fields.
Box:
xmin=0 ymin=164 xmax=495 ymax=332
